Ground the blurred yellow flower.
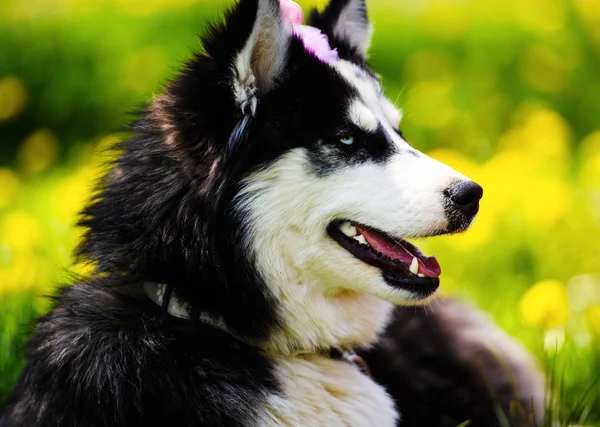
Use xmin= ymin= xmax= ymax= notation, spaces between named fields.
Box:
xmin=579 ymin=130 xmax=600 ymax=159
xmin=521 ymin=178 xmax=572 ymax=231
xmin=446 ymin=208 xmax=496 ymax=250
xmin=579 ymin=151 xmax=600 ymax=190
xmin=0 ymin=168 xmax=21 ymax=209
xmin=1 ymin=211 xmax=41 ymax=252
xmin=520 ymin=280 xmax=569 ymax=330
xmin=586 ymin=305 xmax=600 ymax=335
xmin=0 ymin=76 xmax=27 ymax=121
xmin=428 ymin=148 xmax=480 ymax=180
xmin=477 ymin=150 xmax=527 ymax=217
xmin=428 ymin=148 xmax=496 ymax=249
xmin=18 ymin=129 xmax=59 ymax=175
xmin=573 ymin=0 xmax=600 ymax=26
xmin=52 ymin=166 xmax=97 ymax=223
xmin=514 ymin=0 xmax=565 ymax=34
xmin=0 ymin=253 xmax=48 ymax=294
xmin=500 ymin=107 xmax=571 ymax=164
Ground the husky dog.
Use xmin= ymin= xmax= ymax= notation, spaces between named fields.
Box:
xmin=0 ymin=0 xmax=544 ymax=425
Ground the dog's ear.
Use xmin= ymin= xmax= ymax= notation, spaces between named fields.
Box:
xmin=203 ymin=0 xmax=290 ymax=115
xmin=308 ymin=0 xmax=372 ymax=63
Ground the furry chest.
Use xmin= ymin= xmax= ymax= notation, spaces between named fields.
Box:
xmin=259 ymin=354 xmax=398 ymax=427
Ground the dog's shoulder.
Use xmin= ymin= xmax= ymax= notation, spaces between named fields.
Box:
xmin=0 ymin=280 xmax=277 ymax=427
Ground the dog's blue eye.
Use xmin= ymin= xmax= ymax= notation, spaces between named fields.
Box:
xmin=340 ymin=137 xmax=354 ymax=145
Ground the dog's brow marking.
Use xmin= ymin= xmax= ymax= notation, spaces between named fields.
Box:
xmin=348 ymin=100 xmax=378 ymax=132
xmin=335 ymin=60 xmax=406 ymax=150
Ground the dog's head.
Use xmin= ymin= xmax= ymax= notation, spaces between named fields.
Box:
xmin=214 ymin=0 xmax=483 ymax=297
xmin=83 ymin=0 xmax=482 ymax=353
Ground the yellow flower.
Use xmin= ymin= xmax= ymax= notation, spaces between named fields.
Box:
xmin=498 ymin=107 xmax=571 ymax=172
xmin=444 ymin=209 xmax=496 ymax=250
xmin=579 ymin=130 xmax=600 ymax=159
xmin=18 ymin=129 xmax=59 ymax=175
xmin=1 ymin=211 xmax=41 ymax=252
xmin=514 ymin=0 xmax=565 ymax=34
xmin=520 ymin=280 xmax=569 ymax=330
xmin=52 ymin=166 xmax=98 ymax=223
xmin=428 ymin=148 xmax=480 ymax=181
xmin=521 ymin=178 xmax=572 ymax=231
xmin=572 ymin=0 xmax=600 ymax=26
xmin=0 ymin=76 xmax=27 ymax=121
xmin=0 ymin=168 xmax=20 ymax=209
xmin=579 ymin=131 xmax=600 ymax=190
xmin=586 ymin=305 xmax=600 ymax=335
xmin=0 ymin=253 xmax=48 ymax=294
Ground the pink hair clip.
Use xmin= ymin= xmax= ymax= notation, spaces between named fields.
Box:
xmin=279 ymin=0 xmax=339 ymax=64
xmin=279 ymin=0 xmax=304 ymax=25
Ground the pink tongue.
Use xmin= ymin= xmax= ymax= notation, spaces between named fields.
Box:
xmin=355 ymin=226 xmax=441 ymax=278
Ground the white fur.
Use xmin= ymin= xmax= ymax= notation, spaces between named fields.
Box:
xmin=258 ymin=354 xmax=398 ymax=426
xmin=335 ymin=61 xmax=405 ymax=144
xmin=381 ymin=97 xmax=403 ymax=129
xmin=235 ymin=145 xmax=467 ymax=356
xmin=347 ymin=100 xmax=379 ymax=132
xmin=232 ymin=59 xmax=471 ymax=356
xmin=227 ymin=36 xmax=475 ymax=426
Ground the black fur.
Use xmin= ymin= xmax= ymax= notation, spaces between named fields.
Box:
xmin=75 ymin=17 xmax=386 ymax=343
xmin=307 ymin=126 xmax=396 ymax=176
xmin=0 ymin=0 xmax=544 ymax=425
xmin=0 ymin=280 xmax=277 ymax=426
xmin=309 ymin=0 xmax=370 ymax=66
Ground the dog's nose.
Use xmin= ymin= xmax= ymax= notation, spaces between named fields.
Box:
xmin=444 ymin=181 xmax=483 ymax=218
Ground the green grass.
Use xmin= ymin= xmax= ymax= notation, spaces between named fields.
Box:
xmin=0 ymin=292 xmax=41 ymax=403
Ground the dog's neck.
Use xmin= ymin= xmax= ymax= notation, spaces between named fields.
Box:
xmin=143 ymin=281 xmax=393 ymax=357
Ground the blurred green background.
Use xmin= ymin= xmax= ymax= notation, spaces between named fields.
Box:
xmin=1 ymin=0 xmax=599 ymax=424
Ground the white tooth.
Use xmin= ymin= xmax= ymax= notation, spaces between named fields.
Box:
xmin=409 ymin=257 xmax=419 ymax=275
xmin=339 ymin=222 xmax=358 ymax=237
xmin=339 ymin=221 xmax=351 ymax=235
xmin=355 ymin=235 xmax=368 ymax=245
xmin=417 ymin=273 xmax=425 ymax=278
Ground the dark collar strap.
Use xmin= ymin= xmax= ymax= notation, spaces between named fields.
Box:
xmin=144 ymin=282 xmax=370 ymax=376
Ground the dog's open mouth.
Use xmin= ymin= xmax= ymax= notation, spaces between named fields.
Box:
xmin=327 ymin=220 xmax=440 ymax=297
